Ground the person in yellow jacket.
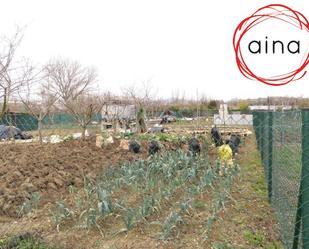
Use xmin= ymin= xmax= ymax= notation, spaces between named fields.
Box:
xmin=218 ymin=140 xmax=233 ymax=166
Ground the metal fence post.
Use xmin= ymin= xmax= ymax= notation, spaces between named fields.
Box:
xmin=301 ymin=109 xmax=309 ymax=248
xmin=254 ymin=112 xmax=259 ymax=147
xmin=261 ymin=112 xmax=265 ymax=162
xmin=256 ymin=112 xmax=260 ymax=150
xmin=268 ymin=112 xmax=273 ymax=201
xmin=293 ymin=192 xmax=302 ymax=249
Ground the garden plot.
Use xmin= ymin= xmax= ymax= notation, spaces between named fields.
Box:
xmin=0 ymin=132 xmax=283 ymax=249
xmin=1 ymin=147 xmax=239 ymax=248
xmin=0 ymin=132 xmax=192 ymax=218
xmin=49 ymin=150 xmax=238 ymax=237
xmin=0 ymin=137 xmax=148 ymax=217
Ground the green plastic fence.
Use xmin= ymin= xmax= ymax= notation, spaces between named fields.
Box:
xmin=0 ymin=113 xmax=102 ymax=131
xmin=253 ymin=110 xmax=309 ymax=249
xmin=42 ymin=113 xmax=102 ymax=129
xmin=0 ymin=113 xmax=38 ymax=131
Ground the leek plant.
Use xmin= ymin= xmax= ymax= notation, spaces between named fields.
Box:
xmin=18 ymin=192 xmax=42 ymax=216
xmin=50 ymin=201 xmax=74 ymax=232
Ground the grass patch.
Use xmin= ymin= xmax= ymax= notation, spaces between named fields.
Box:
xmin=251 ymin=172 xmax=268 ymax=197
xmin=193 ymin=200 xmax=206 ymax=210
xmin=212 ymin=241 xmax=236 ymax=249
xmin=0 ymin=233 xmax=57 ymax=249
xmin=243 ymin=229 xmax=284 ymax=249
xmin=242 ymin=147 xmax=268 ymax=197
xmin=244 ymin=230 xmax=266 ymax=247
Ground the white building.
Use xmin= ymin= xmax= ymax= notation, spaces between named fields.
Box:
xmin=249 ymin=105 xmax=293 ymax=111
xmin=214 ymin=103 xmax=253 ymax=125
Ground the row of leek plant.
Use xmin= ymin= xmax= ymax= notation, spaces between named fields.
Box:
xmin=49 ymin=149 xmax=239 ymax=240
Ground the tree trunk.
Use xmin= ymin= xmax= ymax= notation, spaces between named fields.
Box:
xmin=82 ymin=126 xmax=86 ymax=140
xmin=0 ymin=88 xmax=8 ymax=119
xmin=6 ymin=113 xmax=16 ymax=142
xmin=113 ymin=119 xmax=118 ymax=133
xmin=38 ymin=119 xmax=43 ymax=144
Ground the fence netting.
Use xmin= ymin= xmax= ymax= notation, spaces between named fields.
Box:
xmin=253 ymin=110 xmax=309 ymax=249
xmin=0 ymin=113 xmax=102 ymax=131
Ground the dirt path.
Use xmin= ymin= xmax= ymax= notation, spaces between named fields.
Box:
xmin=206 ymin=136 xmax=283 ymax=248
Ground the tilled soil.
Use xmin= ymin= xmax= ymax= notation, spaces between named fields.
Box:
xmin=0 ymin=137 xmax=148 ymax=217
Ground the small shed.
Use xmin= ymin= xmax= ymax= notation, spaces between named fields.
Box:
xmin=102 ymin=104 xmax=136 ymax=121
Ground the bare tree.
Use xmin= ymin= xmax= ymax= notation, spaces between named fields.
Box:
xmin=19 ymin=74 xmax=58 ymax=143
xmin=45 ymin=59 xmax=100 ymax=139
xmin=65 ymin=94 xmax=103 ymax=139
xmin=45 ymin=59 xmax=97 ymax=102
xmin=0 ymin=28 xmax=35 ymax=118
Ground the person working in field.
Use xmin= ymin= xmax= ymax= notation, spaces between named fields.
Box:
xmin=218 ymin=140 xmax=233 ymax=166
xmin=211 ymin=126 xmax=241 ymax=166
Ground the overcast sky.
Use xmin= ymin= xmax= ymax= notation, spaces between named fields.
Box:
xmin=0 ymin=0 xmax=308 ymax=100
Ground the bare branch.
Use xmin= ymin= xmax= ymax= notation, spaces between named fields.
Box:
xmin=45 ymin=58 xmax=98 ymax=103
xmin=45 ymin=58 xmax=100 ymax=138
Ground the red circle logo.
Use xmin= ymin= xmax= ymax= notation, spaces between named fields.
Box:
xmin=233 ymin=4 xmax=309 ymax=86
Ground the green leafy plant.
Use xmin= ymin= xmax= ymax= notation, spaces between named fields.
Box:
xmin=139 ymin=197 xmax=155 ymax=219
xmin=19 ymin=192 xmax=41 ymax=216
xmin=79 ymin=208 xmax=104 ymax=237
xmin=123 ymin=208 xmax=136 ymax=231
xmin=159 ymin=211 xmax=183 ymax=240
xmin=50 ymin=201 xmax=74 ymax=231
xmin=97 ymin=189 xmax=113 ymax=216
